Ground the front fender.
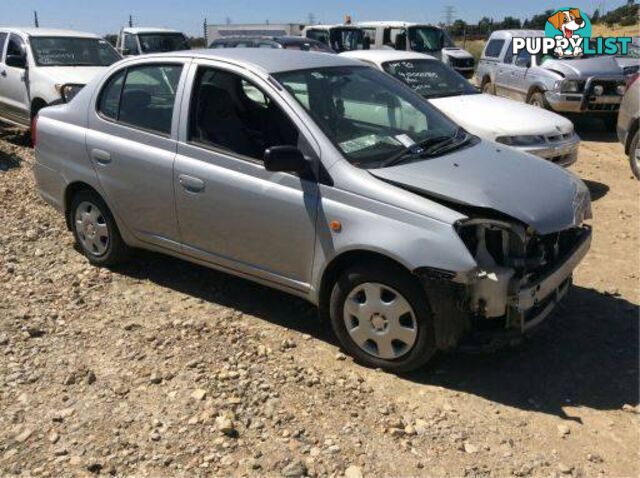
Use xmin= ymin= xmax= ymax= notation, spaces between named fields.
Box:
xmin=308 ymin=185 xmax=477 ymax=303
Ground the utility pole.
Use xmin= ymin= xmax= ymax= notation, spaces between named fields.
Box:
xmin=203 ymin=18 xmax=208 ymax=46
xmin=442 ymin=5 xmax=455 ymax=26
xmin=307 ymin=12 xmax=316 ymax=25
xmin=225 ymin=17 xmax=231 ymax=25
xmin=34 ymin=11 xmax=40 ymax=28
xmin=128 ymin=15 xmax=133 ymax=28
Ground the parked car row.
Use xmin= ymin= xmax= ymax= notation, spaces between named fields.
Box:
xmin=32 ymin=48 xmax=594 ymax=371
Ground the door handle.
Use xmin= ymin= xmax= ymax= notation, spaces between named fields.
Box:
xmin=90 ymin=148 xmax=112 ymax=165
xmin=178 ymin=174 xmax=205 ymax=193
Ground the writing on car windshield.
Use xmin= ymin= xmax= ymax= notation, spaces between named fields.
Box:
xmin=274 ymin=66 xmax=466 ymax=169
xmin=30 ymin=37 xmax=120 ymax=66
xmin=382 ymin=59 xmax=477 ymax=98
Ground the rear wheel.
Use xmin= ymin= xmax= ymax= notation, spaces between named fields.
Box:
xmin=629 ymin=130 xmax=640 ymax=180
xmin=69 ymin=190 xmax=131 ymax=267
xmin=329 ymin=263 xmax=436 ymax=372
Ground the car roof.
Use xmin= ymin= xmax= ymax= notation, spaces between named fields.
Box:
xmin=212 ymin=36 xmax=321 ymax=44
xmin=122 ymin=27 xmax=183 ymax=34
xmin=489 ymin=30 xmax=545 ymax=39
xmin=340 ymin=50 xmax=437 ymax=64
xmin=305 ymin=24 xmax=360 ymax=30
xmin=0 ymin=27 xmax=101 ymax=38
xmin=357 ymin=21 xmax=425 ymax=28
xmin=140 ymin=48 xmax=361 ymax=73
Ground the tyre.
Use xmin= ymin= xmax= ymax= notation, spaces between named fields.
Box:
xmin=482 ymin=81 xmax=495 ymax=95
xmin=629 ymin=130 xmax=640 ymax=180
xmin=69 ymin=190 xmax=131 ymax=267
xmin=329 ymin=263 xmax=436 ymax=372
xmin=528 ymin=91 xmax=548 ymax=109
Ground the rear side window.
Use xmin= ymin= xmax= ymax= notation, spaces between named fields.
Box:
xmin=98 ymin=69 xmax=125 ymax=120
xmin=6 ymin=34 xmax=26 ymax=58
xmin=484 ymin=39 xmax=505 ymax=58
xmin=97 ymin=64 xmax=183 ymax=135
xmin=123 ymin=34 xmax=139 ymax=54
xmin=0 ymin=33 xmax=7 ymax=60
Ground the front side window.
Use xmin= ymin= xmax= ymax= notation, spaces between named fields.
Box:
xmin=408 ymin=27 xmax=455 ymax=52
xmin=276 ymin=66 xmax=465 ymax=169
xmin=484 ymin=39 xmax=505 ymax=58
xmin=98 ymin=64 xmax=182 ymax=135
xmin=189 ymin=67 xmax=299 ymax=161
xmin=383 ymin=59 xmax=477 ymax=98
xmin=30 ymin=37 xmax=120 ymax=66
xmin=138 ymin=33 xmax=189 ymax=53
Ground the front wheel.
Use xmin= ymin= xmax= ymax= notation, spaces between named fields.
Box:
xmin=528 ymin=91 xmax=548 ymax=109
xmin=69 ymin=190 xmax=131 ymax=267
xmin=482 ymin=81 xmax=495 ymax=95
xmin=629 ymin=130 xmax=640 ymax=180
xmin=329 ymin=263 xmax=436 ymax=372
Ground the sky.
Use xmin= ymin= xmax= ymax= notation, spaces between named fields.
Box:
xmin=0 ymin=1 xmax=623 ymax=37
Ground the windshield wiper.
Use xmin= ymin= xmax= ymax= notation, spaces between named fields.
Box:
xmin=421 ymin=127 xmax=470 ymax=156
xmin=380 ymin=127 xmax=468 ymax=168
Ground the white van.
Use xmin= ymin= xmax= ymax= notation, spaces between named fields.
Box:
xmin=358 ymin=21 xmax=475 ymax=78
xmin=302 ymin=25 xmax=369 ymax=53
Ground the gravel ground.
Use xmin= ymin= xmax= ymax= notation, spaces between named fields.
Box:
xmin=0 ymin=120 xmax=638 ymax=477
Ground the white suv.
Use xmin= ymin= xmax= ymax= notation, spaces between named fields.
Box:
xmin=0 ymin=28 xmax=121 ymax=129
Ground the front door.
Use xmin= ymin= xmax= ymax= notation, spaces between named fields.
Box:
xmin=174 ymin=64 xmax=319 ymax=290
xmin=0 ymin=34 xmax=30 ymax=125
xmin=86 ymin=62 xmax=186 ymax=249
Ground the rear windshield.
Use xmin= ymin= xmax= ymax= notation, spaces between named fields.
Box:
xmin=30 ymin=36 xmax=120 ymax=66
xmin=138 ymin=33 xmax=190 ymax=53
xmin=382 ymin=59 xmax=477 ymax=98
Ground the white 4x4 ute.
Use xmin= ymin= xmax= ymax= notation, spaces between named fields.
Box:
xmin=0 ymin=28 xmax=121 ymax=129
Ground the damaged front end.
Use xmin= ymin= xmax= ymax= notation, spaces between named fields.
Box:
xmin=417 ymin=218 xmax=592 ymax=351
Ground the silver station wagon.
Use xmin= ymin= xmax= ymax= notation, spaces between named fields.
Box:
xmin=34 ymin=50 xmax=592 ymax=371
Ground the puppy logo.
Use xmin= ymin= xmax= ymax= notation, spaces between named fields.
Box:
xmin=548 ymin=9 xmax=585 ymax=39
xmin=545 ymin=7 xmax=591 ymax=57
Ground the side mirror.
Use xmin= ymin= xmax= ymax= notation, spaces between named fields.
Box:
xmin=515 ymin=57 xmax=531 ymax=68
xmin=264 ymin=146 xmax=309 ymax=174
xmin=6 ymin=55 xmax=27 ymax=69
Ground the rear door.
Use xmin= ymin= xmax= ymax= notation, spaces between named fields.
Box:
xmin=1 ymin=33 xmax=30 ymax=126
xmin=86 ymin=60 xmax=188 ymax=250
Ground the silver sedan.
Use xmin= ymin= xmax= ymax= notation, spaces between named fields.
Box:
xmin=34 ymin=49 xmax=592 ymax=371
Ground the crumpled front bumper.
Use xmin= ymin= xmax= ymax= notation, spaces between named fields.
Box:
xmin=514 ymin=225 xmax=591 ymax=331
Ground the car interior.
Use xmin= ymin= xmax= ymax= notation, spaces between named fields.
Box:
xmin=190 ymin=68 xmax=299 ymax=160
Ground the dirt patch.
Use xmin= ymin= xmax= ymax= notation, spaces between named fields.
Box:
xmin=0 ymin=124 xmax=638 ymax=477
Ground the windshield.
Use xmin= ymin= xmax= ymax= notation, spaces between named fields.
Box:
xmin=408 ymin=26 xmax=455 ymax=52
xmin=329 ymin=28 xmax=366 ymax=52
xmin=138 ymin=33 xmax=189 ymax=53
xmin=274 ymin=66 xmax=464 ymax=169
xmin=383 ymin=59 xmax=477 ymax=98
xmin=30 ymin=37 xmax=120 ymax=67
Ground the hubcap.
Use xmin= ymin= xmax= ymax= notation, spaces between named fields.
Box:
xmin=74 ymin=201 xmax=109 ymax=257
xmin=343 ymin=283 xmax=418 ymax=360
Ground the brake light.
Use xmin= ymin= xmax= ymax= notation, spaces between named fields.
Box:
xmin=31 ymin=114 xmax=38 ymax=148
